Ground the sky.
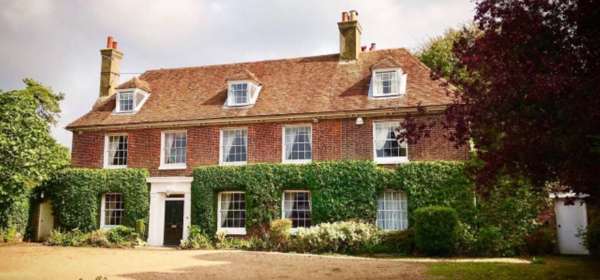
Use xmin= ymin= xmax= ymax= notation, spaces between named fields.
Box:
xmin=0 ymin=0 xmax=475 ymax=148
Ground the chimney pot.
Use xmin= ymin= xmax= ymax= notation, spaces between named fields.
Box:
xmin=112 ymin=41 xmax=118 ymax=49
xmin=361 ymin=46 xmax=367 ymax=52
xmin=370 ymin=43 xmax=376 ymax=51
xmin=349 ymin=10 xmax=358 ymax=21
xmin=341 ymin=11 xmax=349 ymax=22
xmin=106 ymin=36 xmax=114 ymax=49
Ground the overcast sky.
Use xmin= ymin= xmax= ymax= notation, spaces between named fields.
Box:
xmin=0 ymin=0 xmax=475 ymax=148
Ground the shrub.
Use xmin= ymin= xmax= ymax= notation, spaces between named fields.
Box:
xmin=414 ymin=206 xmax=459 ymax=256
xmin=269 ymin=219 xmax=291 ymax=250
xmin=289 ymin=221 xmax=379 ymax=254
xmin=473 ymin=226 xmax=505 ymax=256
xmin=46 ymin=229 xmax=88 ymax=247
xmin=106 ymin=226 xmax=139 ymax=247
xmin=525 ymin=225 xmax=556 ymax=255
xmin=87 ymin=230 xmax=110 ymax=247
xmin=584 ymin=217 xmax=600 ymax=256
xmin=180 ymin=225 xmax=212 ymax=249
xmin=135 ymin=219 xmax=146 ymax=240
xmin=377 ymin=229 xmax=415 ymax=255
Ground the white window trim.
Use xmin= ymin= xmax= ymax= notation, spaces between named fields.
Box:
xmin=100 ymin=192 xmax=123 ymax=229
xmin=219 ymin=127 xmax=248 ymax=166
xmin=159 ymin=130 xmax=187 ymax=170
xmin=281 ymin=190 xmax=312 ymax=233
xmin=281 ymin=124 xmax=313 ymax=164
xmin=376 ymin=190 xmax=409 ymax=231
xmin=103 ymin=133 xmax=128 ymax=169
xmin=217 ymin=191 xmax=246 ymax=235
xmin=372 ymin=120 xmax=409 ymax=164
xmin=114 ymin=88 xmax=150 ymax=114
xmin=369 ymin=68 xmax=407 ymax=98
xmin=226 ymin=80 xmax=262 ymax=107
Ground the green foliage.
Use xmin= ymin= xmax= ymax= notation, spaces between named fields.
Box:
xmin=289 ymin=221 xmax=380 ymax=254
xmin=180 ymin=225 xmax=213 ymax=249
xmin=0 ymin=79 xmax=69 ymax=236
xmin=43 ymin=168 xmax=149 ymax=231
xmin=376 ymin=229 xmax=415 ymax=255
xmin=135 ymin=219 xmax=146 ymax=239
xmin=414 ymin=206 xmax=459 ymax=256
xmin=526 ymin=225 xmax=557 ymax=256
xmin=269 ymin=219 xmax=291 ymax=250
xmin=583 ymin=217 xmax=600 ymax=256
xmin=46 ymin=226 xmax=140 ymax=248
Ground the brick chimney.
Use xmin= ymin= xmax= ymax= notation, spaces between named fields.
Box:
xmin=99 ymin=36 xmax=123 ymax=98
xmin=338 ymin=10 xmax=362 ymax=61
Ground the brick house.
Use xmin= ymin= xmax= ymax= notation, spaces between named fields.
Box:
xmin=67 ymin=11 xmax=467 ymax=246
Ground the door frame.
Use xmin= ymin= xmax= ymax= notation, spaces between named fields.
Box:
xmin=147 ymin=177 xmax=193 ymax=246
xmin=163 ymin=197 xmax=185 ymax=246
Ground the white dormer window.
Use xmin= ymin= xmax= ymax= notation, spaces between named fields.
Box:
xmin=226 ymin=81 xmax=261 ymax=107
xmin=115 ymin=89 xmax=149 ymax=114
xmin=370 ymin=69 xmax=407 ymax=98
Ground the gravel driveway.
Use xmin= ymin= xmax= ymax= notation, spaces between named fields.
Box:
xmin=0 ymin=243 xmax=425 ymax=280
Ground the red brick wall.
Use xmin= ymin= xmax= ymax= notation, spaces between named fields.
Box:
xmin=71 ymin=116 xmax=468 ymax=176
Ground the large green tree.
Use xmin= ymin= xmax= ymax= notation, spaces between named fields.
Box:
xmin=0 ymin=79 xmax=69 ymax=236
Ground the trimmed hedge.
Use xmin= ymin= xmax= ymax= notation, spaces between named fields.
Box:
xmin=42 ymin=168 xmax=149 ymax=231
xmin=414 ymin=206 xmax=459 ymax=256
xmin=192 ymin=160 xmax=473 ymax=235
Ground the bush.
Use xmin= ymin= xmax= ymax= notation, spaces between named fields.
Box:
xmin=87 ymin=230 xmax=110 ymax=247
xmin=269 ymin=219 xmax=291 ymax=250
xmin=106 ymin=226 xmax=139 ymax=247
xmin=289 ymin=221 xmax=379 ymax=254
xmin=526 ymin=225 xmax=556 ymax=255
xmin=376 ymin=229 xmax=415 ymax=255
xmin=473 ymin=226 xmax=505 ymax=256
xmin=46 ymin=229 xmax=88 ymax=247
xmin=414 ymin=206 xmax=459 ymax=256
xmin=135 ymin=219 xmax=146 ymax=240
xmin=46 ymin=226 xmax=140 ymax=248
xmin=180 ymin=225 xmax=212 ymax=249
xmin=43 ymin=168 xmax=149 ymax=232
xmin=584 ymin=217 xmax=600 ymax=256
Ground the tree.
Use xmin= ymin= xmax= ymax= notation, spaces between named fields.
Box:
xmin=420 ymin=0 xmax=600 ymax=198
xmin=0 ymin=79 xmax=69 ymax=237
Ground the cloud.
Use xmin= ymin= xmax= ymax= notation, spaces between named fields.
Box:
xmin=0 ymin=0 xmax=474 ymax=148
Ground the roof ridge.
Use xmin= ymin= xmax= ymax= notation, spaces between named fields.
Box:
xmin=144 ymin=48 xmax=409 ymax=73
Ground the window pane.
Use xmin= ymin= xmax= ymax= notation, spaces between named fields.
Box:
xmin=284 ymin=127 xmax=312 ymax=161
xmin=376 ymin=190 xmax=407 ymax=230
xmin=107 ymin=135 xmax=128 ymax=166
xmin=283 ymin=191 xmax=311 ymax=228
xmin=222 ymin=129 xmax=247 ymax=163
xmin=119 ymin=92 xmax=134 ymax=111
xmin=219 ymin=192 xmax=246 ymax=229
xmin=376 ymin=71 xmax=398 ymax=95
xmin=164 ymin=132 xmax=187 ymax=164
xmin=104 ymin=193 xmax=124 ymax=226
xmin=230 ymin=83 xmax=249 ymax=105
xmin=374 ymin=122 xmax=407 ymax=159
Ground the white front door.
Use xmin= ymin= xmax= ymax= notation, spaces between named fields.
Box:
xmin=555 ymin=198 xmax=589 ymax=255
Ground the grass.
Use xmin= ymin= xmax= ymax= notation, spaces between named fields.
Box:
xmin=428 ymin=256 xmax=600 ymax=280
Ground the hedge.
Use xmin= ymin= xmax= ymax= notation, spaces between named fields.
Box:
xmin=414 ymin=206 xmax=459 ymax=256
xmin=42 ymin=168 xmax=149 ymax=232
xmin=192 ymin=160 xmax=474 ymax=235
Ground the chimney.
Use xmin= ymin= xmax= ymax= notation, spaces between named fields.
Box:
xmin=338 ymin=10 xmax=362 ymax=61
xmin=99 ymin=36 xmax=123 ymax=98
xmin=369 ymin=43 xmax=376 ymax=51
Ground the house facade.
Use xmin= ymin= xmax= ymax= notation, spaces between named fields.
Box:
xmin=67 ymin=11 xmax=467 ymax=246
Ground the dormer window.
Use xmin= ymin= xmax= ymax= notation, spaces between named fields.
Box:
xmin=114 ymin=77 xmax=151 ymax=114
xmin=118 ymin=91 xmax=134 ymax=112
xmin=371 ymin=69 xmax=407 ymax=98
xmin=226 ymin=80 xmax=261 ymax=107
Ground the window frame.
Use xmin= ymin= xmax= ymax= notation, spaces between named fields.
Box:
xmin=281 ymin=190 xmax=312 ymax=232
xmin=217 ymin=191 xmax=246 ymax=235
xmin=370 ymin=68 xmax=407 ymax=98
xmin=219 ymin=127 xmax=248 ymax=166
xmin=103 ymin=133 xmax=128 ymax=169
xmin=114 ymin=89 xmax=149 ymax=114
xmin=227 ymin=81 xmax=251 ymax=106
xmin=376 ymin=190 xmax=408 ymax=231
xmin=372 ymin=120 xmax=409 ymax=164
xmin=100 ymin=192 xmax=124 ymax=229
xmin=281 ymin=124 xmax=313 ymax=164
xmin=159 ymin=130 xmax=187 ymax=170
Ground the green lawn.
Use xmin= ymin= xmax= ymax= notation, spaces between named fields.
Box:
xmin=428 ymin=256 xmax=600 ymax=280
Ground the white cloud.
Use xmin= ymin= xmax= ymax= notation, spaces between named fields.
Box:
xmin=0 ymin=0 xmax=474 ymax=148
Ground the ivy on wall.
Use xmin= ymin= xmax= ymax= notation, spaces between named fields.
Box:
xmin=192 ymin=161 xmax=474 ymax=235
xmin=42 ymin=168 xmax=149 ymax=232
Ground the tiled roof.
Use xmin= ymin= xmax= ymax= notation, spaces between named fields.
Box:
xmin=371 ymin=57 xmax=402 ymax=70
xmin=115 ymin=76 xmax=151 ymax=92
xmin=225 ymin=69 xmax=261 ymax=84
xmin=67 ymin=48 xmax=452 ymax=130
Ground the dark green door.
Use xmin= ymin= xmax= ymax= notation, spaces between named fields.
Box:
xmin=163 ymin=200 xmax=184 ymax=246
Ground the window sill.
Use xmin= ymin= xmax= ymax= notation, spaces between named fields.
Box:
xmin=104 ymin=165 xmax=127 ymax=169
xmin=374 ymin=157 xmax=409 ymax=165
xmin=218 ymin=227 xmax=246 ymax=235
xmin=158 ymin=164 xmax=187 ymax=170
xmin=219 ymin=161 xmax=247 ymax=166
xmin=282 ymin=159 xmax=312 ymax=165
xmin=370 ymin=93 xmax=404 ymax=99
